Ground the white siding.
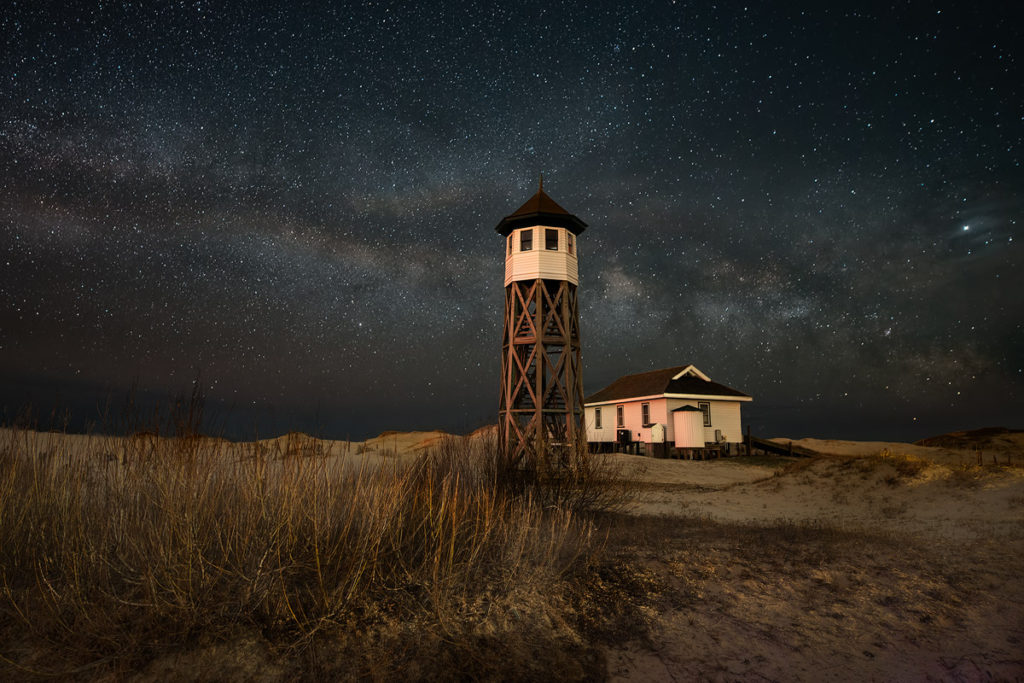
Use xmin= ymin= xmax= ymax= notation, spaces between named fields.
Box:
xmin=586 ymin=398 xmax=669 ymax=444
xmin=618 ymin=401 xmax=647 ymax=442
xmin=586 ymin=396 xmax=746 ymax=445
xmin=703 ymin=401 xmax=742 ymax=443
xmin=584 ymin=405 xmax=617 ymax=442
xmin=665 ymin=398 xmax=744 ymax=444
xmin=505 ymin=226 xmax=579 ymax=285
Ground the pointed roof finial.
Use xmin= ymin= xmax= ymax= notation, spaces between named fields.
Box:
xmin=539 ymin=173 xmax=544 ymax=192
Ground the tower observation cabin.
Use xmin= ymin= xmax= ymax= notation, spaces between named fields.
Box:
xmin=496 ymin=180 xmax=587 ymax=465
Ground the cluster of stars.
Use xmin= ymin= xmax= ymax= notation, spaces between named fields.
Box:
xmin=1 ymin=2 xmax=1020 ymax=440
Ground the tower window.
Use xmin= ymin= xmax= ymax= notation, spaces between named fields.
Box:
xmin=568 ymin=233 xmax=574 ymax=255
xmin=595 ymin=407 xmax=602 ymax=429
xmin=520 ymin=228 xmax=532 ymax=251
xmin=507 ymin=235 xmax=512 ymax=255
xmin=545 ymin=228 xmax=558 ymax=250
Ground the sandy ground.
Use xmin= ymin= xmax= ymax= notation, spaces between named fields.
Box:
xmin=601 ymin=436 xmax=1024 ymax=682
xmin=619 ymin=447 xmax=1024 ymax=541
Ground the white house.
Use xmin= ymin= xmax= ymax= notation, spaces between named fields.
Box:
xmin=583 ymin=364 xmax=752 ymax=457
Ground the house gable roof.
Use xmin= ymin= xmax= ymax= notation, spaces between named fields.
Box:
xmin=583 ymin=365 xmax=751 ymax=404
xmin=672 ymin=364 xmax=710 ymax=381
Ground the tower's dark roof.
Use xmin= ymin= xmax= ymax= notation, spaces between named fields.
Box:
xmin=495 ymin=185 xmax=587 ymax=236
xmin=583 ymin=366 xmax=751 ymax=404
xmin=509 ymin=188 xmax=572 ymax=217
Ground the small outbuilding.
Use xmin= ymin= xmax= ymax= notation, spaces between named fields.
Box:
xmin=584 ymin=364 xmax=752 ymax=458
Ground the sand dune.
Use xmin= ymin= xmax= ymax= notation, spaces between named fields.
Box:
xmin=770 ymin=435 xmax=1021 ymax=466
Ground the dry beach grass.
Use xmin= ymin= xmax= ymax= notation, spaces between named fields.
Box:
xmin=1 ymin=421 xmax=1022 ymax=680
xmin=0 ymin=424 xmax=629 ymax=680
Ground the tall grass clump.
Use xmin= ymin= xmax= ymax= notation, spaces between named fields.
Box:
xmin=0 ymin=421 xmax=602 ymax=679
xmin=484 ymin=434 xmax=637 ymax=514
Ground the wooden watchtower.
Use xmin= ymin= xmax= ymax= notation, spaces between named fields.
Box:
xmin=496 ymin=180 xmax=587 ymax=465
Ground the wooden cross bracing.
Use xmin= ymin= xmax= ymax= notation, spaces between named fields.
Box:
xmin=498 ymin=278 xmax=585 ymax=466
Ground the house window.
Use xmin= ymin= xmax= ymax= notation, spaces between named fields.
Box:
xmin=595 ymin=407 xmax=602 ymax=429
xmin=616 ymin=405 xmax=624 ymax=428
xmin=698 ymin=401 xmax=711 ymax=427
xmin=641 ymin=402 xmax=650 ymax=426
xmin=520 ymin=228 xmax=533 ymax=251
xmin=545 ymin=228 xmax=558 ymax=250
xmin=567 ymin=233 xmax=574 ymax=255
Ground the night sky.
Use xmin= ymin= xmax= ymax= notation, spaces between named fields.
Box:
xmin=2 ymin=2 xmax=1021 ymax=441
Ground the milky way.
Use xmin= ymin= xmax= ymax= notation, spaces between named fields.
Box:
xmin=2 ymin=2 xmax=1021 ymax=440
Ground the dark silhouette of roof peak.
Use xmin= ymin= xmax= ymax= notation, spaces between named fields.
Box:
xmin=508 ymin=185 xmax=571 ymax=218
xmin=495 ymin=179 xmax=587 ymax=236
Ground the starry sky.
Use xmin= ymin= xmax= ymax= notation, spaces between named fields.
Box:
xmin=2 ymin=2 xmax=1021 ymax=441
